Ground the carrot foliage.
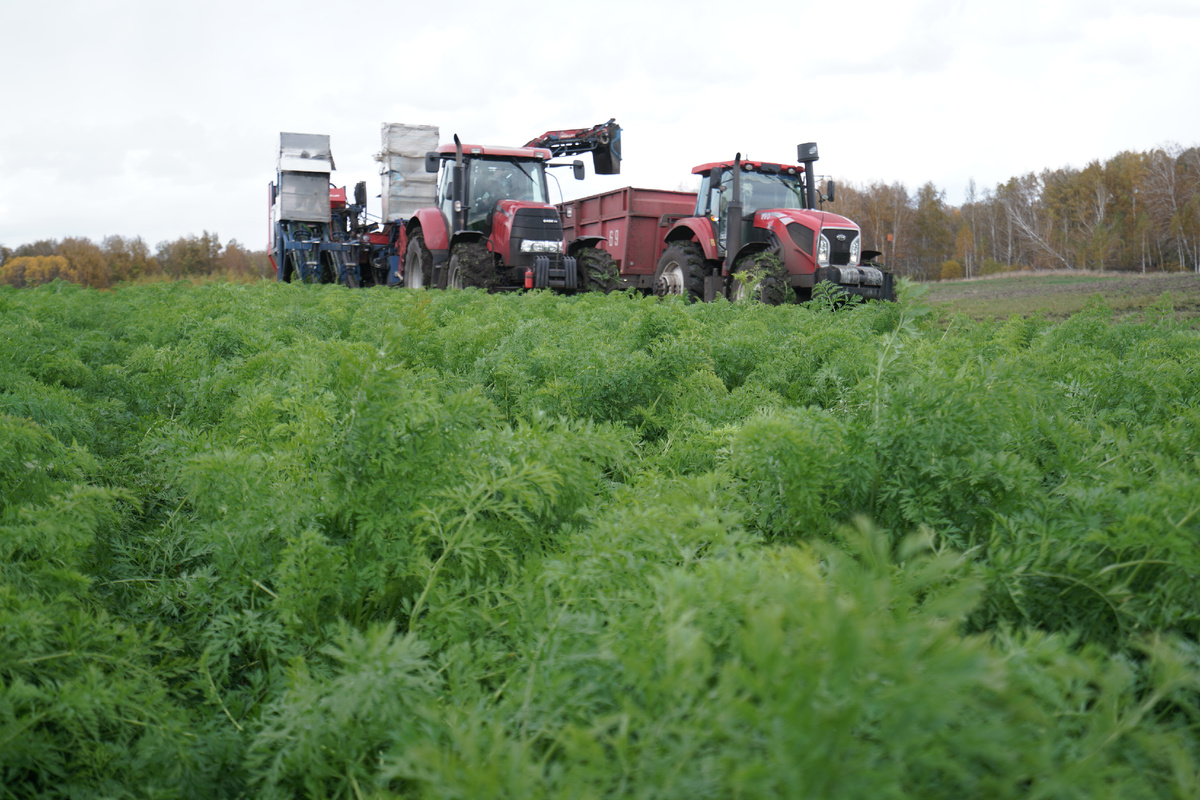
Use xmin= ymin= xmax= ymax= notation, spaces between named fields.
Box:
xmin=2 ymin=280 xmax=1199 ymax=798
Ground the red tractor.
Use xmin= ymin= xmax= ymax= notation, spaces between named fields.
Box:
xmin=654 ymin=143 xmax=894 ymax=303
xmin=400 ymin=120 xmax=623 ymax=292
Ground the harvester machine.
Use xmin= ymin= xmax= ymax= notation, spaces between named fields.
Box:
xmin=268 ymin=133 xmax=361 ymax=286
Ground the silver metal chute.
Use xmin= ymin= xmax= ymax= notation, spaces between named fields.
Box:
xmin=277 ymin=132 xmax=335 ymax=173
xmin=276 ymin=133 xmax=334 ymax=224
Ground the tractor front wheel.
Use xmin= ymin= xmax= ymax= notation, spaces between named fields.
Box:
xmin=730 ymin=236 xmax=790 ymax=304
xmin=446 ymin=242 xmax=492 ymax=290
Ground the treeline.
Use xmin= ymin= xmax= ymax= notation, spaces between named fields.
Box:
xmin=4 ymin=143 xmax=1198 ymax=289
xmin=0 ymin=232 xmax=273 ymax=289
xmin=839 ymin=142 xmax=1200 ymax=280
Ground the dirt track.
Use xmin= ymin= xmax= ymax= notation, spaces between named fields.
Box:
xmin=928 ymin=272 xmax=1200 ymax=302
xmin=923 ymin=271 xmax=1200 ymax=321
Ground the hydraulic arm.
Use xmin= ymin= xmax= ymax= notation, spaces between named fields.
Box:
xmin=525 ymin=119 xmax=621 ymax=174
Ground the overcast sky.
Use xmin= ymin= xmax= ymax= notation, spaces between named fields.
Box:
xmin=2 ymin=0 xmax=1198 ymax=251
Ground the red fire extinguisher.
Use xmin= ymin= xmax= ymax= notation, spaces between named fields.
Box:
xmin=524 ymin=267 xmax=533 ymax=289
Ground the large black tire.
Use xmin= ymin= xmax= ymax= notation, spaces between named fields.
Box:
xmin=577 ymin=247 xmax=621 ymax=293
xmin=446 ymin=242 xmax=492 ymax=290
xmin=403 ymin=231 xmax=433 ymax=289
xmin=653 ymin=241 xmax=706 ymax=301
xmin=729 ymin=236 xmax=791 ymax=305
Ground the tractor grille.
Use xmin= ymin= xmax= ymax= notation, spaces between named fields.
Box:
xmin=512 ymin=207 xmax=563 ymax=240
xmin=826 ymin=229 xmax=858 ymax=266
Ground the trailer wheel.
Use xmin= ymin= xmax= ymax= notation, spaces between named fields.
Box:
xmin=654 ymin=241 xmax=705 ymax=301
xmin=446 ymin=242 xmax=492 ymax=290
xmin=578 ymin=247 xmax=621 ymax=293
xmin=403 ymin=232 xmax=433 ymax=289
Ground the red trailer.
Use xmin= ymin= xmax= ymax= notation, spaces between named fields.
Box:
xmin=559 ymin=187 xmax=697 ymax=292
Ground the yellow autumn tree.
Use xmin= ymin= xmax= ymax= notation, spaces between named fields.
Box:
xmin=0 ymin=255 xmax=79 ymax=287
xmin=939 ymin=259 xmax=964 ymax=281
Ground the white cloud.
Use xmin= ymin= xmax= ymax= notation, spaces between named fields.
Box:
xmin=1 ymin=0 xmax=1198 ymax=248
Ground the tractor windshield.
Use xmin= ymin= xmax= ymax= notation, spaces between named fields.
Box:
xmin=471 ymin=158 xmax=547 ymax=203
xmin=466 ymin=157 xmax=549 ymax=231
xmin=706 ymin=166 xmax=812 ymax=251
xmin=717 ymin=169 xmax=807 ymax=216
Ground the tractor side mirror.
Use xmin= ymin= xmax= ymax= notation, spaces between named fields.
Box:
xmin=573 ymin=160 xmax=585 ymax=181
xmin=425 ymin=152 xmax=439 ymax=173
xmin=826 ymin=179 xmax=835 ymax=203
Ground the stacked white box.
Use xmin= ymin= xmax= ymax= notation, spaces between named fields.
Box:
xmin=378 ymin=123 xmax=439 ymax=223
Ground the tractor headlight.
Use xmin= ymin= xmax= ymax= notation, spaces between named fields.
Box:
xmin=817 ymin=233 xmax=831 ymax=267
xmin=849 ymin=236 xmax=861 ymax=265
xmin=520 ymin=240 xmax=564 ymax=253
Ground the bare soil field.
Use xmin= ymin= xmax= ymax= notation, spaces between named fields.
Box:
xmin=922 ymin=271 xmax=1200 ymax=322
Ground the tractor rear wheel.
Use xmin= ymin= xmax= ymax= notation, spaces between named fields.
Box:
xmin=446 ymin=242 xmax=492 ymax=290
xmin=653 ymin=241 xmax=705 ymax=301
xmin=577 ymin=247 xmax=621 ymax=293
xmin=403 ymin=232 xmax=433 ymax=289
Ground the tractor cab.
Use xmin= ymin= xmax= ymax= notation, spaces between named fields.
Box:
xmin=693 ymin=159 xmax=816 ymax=251
xmin=464 ymin=154 xmax=550 ymax=234
xmin=428 ymin=143 xmax=553 ymax=237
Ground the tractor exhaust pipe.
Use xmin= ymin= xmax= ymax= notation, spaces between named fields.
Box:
xmin=724 ymin=153 xmax=742 ymax=276
xmin=453 ymin=134 xmax=466 ymax=233
xmin=798 ymin=142 xmax=819 ymax=210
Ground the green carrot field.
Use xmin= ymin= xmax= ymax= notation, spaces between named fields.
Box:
xmin=3 ymin=279 xmax=1199 ymax=798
